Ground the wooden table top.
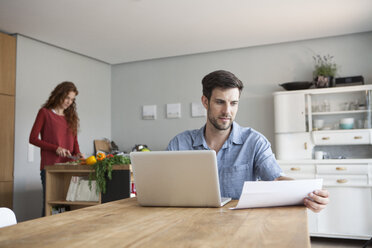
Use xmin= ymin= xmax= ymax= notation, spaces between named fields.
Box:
xmin=45 ymin=164 xmax=130 ymax=171
xmin=0 ymin=198 xmax=310 ymax=248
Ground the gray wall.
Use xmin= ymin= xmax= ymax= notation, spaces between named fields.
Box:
xmin=111 ymin=32 xmax=372 ymax=153
xmin=14 ymin=35 xmax=112 ymax=221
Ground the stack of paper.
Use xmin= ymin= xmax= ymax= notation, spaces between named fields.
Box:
xmin=66 ymin=177 xmax=99 ymax=202
xmin=75 ymin=180 xmax=99 ymax=202
xmin=233 ymin=179 xmax=323 ymax=209
xmin=66 ymin=176 xmax=81 ymax=201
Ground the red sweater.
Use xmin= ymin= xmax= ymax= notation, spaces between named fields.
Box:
xmin=29 ymin=108 xmax=81 ymax=170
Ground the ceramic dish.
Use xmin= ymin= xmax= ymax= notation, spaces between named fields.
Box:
xmin=340 ymin=123 xmax=354 ymax=129
xmin=279 ymin=82 xmax=313 ymax=91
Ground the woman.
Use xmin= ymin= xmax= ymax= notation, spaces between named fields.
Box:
xmin=29 ymin=81 xmax=84 ymax=216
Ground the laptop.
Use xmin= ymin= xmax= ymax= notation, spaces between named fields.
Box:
xmin=130 ymin=150 xmax=231 ymax=207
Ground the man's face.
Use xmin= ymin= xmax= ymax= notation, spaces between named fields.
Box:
xmin=202 ymin=87 xmax=240 ymax=131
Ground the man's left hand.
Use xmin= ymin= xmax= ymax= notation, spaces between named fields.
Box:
xmin=304 ymin=189 xmax=330 ymax=213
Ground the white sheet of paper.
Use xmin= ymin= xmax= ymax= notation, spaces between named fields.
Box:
xmin=233 ymin=179 xmax=323 ymax=209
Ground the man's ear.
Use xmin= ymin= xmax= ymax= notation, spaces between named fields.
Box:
xmin=201 ymin=95 xmax=209 ymax=109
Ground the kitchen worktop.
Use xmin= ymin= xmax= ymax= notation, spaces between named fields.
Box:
xmin=277 ymin=159 xmax=372 ymax=164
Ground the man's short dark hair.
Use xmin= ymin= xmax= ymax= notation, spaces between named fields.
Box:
xmin=202 ymin=70 xmax=244 ymax=100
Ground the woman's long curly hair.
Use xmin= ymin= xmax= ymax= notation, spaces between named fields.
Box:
xmin=42 ymin=81 xmax=80 ymax=135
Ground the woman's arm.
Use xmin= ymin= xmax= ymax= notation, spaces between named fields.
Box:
xmin=72 ymin=135 xmax=84 ymax=158
xmin=29 ymin=109 xmax=59 ymax=151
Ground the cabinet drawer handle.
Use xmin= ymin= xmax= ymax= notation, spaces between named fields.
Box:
xmin=336 ymin=167 xmax=347 ymax=171
xmin=322 ymin=137 xmax=330 ymax=140
xmin=336 ymin=179 xmax=348 ymax=184
xmin=354 ymin=136 xmax=363 ymax=139
xmin=290 ymin=167 xmax=301 ymax=171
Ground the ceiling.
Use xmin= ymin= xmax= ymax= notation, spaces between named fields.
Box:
xmin=0 ymin=0 xmax=372 ymax=64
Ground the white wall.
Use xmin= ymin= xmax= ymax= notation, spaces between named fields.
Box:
xmin=111 ymin=32 xmax=372 ymax=153
xmin=13 ymin=31 xmax=372 ymax=221
xmin=14 ymin=35 xmax=111 ymax=221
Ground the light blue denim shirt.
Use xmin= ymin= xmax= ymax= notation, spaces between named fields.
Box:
xmin=167 ymin=122 xmax=283 ymax=199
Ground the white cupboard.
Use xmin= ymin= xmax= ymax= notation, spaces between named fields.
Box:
xmin=274 ymin=85 xmax=372 ymax=240
xmin=278 ymin=160 xmax=372 ymax=239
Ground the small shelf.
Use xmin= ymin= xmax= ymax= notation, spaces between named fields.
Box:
xmin=311 ymin=109 xmax=371 ymax=116
xmin=45 ymin=164 xmax=130 ymax=216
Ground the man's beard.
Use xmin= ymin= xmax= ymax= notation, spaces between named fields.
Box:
xmin=208 ymin=112 xmax=233 ymax=131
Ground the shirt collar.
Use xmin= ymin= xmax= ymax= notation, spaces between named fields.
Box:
xmin=192 ymin=125 xmax=208 ymax=149
xmin=192 ymin=122 xmax=244 ymax=149
xmin=230 ymin=122 xmax=244 ymax=145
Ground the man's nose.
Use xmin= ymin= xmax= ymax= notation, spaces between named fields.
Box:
xmin=222 ymin=104 xmax=231 ymax=114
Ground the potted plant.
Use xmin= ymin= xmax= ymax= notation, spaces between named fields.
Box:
xmin=313 ymin=54 xmax=338 ymax=88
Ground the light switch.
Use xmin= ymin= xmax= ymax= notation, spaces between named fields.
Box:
xmin=142 ymin=105 xmax=157 ymax=120
xmin=191 ymin=102 xmax=206 ymax=117
xmin=28 ymin=143 xmax=34 ymax=162
xmin=167 ymin=103 xmax=181 ymax=119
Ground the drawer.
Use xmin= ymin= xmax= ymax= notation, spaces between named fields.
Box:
xmin=312 ymin=130 xmax=370 ymax=145
xmin=281 ymin=165 xmax=315 ymax=179
xmin=316 ymin=164 xmax=369 ymax=175
xmin=281 ymin=165 xmax=315 ymax=174
xmin=317 ymin=174 xmax=368 ymax=186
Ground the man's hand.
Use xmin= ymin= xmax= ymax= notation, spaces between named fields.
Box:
xmin=304 ymin=189 xmax=330 ymax=213
xmin=275 ymin=176 xmax=330 ymax=213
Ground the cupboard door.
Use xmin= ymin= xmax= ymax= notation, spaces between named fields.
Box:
xmin=317 ymin=187 xmax=372 ymax=238
xmin=274 ymin=93 xmax=306 ymax=133
xmin=0 ymin=32 xmax=16 ymax=95
xmin=0 ymin=94 xmax=15 ymax=181
xmin=0 ymin=181 xmax=13 ymax=208
xmin=275 ymin=133 xmax=313 ymax=160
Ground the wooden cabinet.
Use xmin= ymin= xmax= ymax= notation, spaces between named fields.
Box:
xmin=0 ymin=32 xmax=16 ymax=95
xmin=45 ymin=164 xmax=130 ymax=216
xmin=0 ymin=32 xmax=16 ymax=209
xmin=278 ymin=160 xmax=372 ymax=239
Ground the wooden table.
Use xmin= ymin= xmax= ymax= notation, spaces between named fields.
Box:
xmin=0 ymin=198 xmax=310 ymax=247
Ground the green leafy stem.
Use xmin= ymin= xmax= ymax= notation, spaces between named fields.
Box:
xmin=88 ymin=155 xmax=131 ymax=194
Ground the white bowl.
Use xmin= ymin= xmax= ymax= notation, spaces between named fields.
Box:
xmin=340 ymin=118 xmax=354 ymax=125
xmin=314 ymin=119 xmax=324 ymax=129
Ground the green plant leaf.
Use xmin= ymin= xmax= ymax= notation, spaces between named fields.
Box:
xmin=88 ymin=155 xmax=131 ymax=194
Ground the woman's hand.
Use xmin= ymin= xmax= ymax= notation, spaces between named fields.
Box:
xmin=56 ymin=147 xmax=72 ymax=157
xmin=77 ymin=153 xmax=85 ymax=159
xmin=304 ymin=189 xmax=330 ymax=213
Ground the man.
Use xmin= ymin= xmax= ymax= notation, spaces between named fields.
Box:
xmin=167 ymin=70 xmax=329 ymax=212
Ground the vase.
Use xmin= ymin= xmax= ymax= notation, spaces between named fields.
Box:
xmin=315 ymin=76 xmax=333 ymax=88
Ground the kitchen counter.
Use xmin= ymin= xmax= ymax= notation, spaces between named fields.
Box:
xmin=0 ymin=197 xmax=310 ymax=247
xmin=277 ymin=159 xmax=372 ymax=164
